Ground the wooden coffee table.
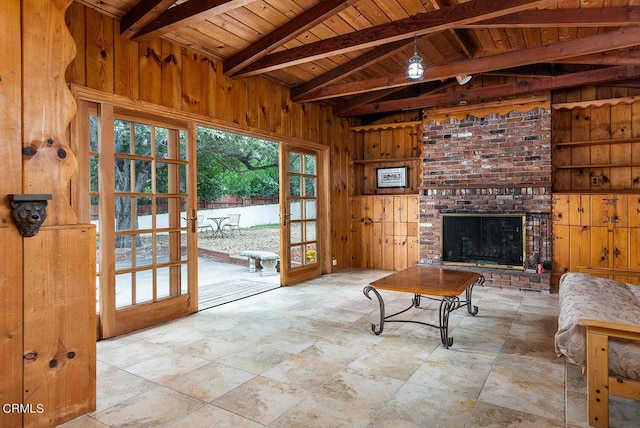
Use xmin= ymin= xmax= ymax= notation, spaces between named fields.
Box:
xmin=363 ymin=266 xmax=484 ymax=348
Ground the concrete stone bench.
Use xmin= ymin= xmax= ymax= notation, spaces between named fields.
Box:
xmin=238 ymin=250 xmax=279 ymax=276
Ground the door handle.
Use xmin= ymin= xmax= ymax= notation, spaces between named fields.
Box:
xmin=182 ymin=209 xmax=198 ymax=233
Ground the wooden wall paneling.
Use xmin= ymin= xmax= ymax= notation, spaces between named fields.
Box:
xmin=270 ymin=84 xmax=289 ymax=135
xmin=162 ymin=40 xmax=182 ymax=111
xmin=229 ymin=79 xmax=249 ymax=126
xmin=23 ymin=0 xmax=78 ymax=225
xmin=199 ymin=56 xmax=217 ymax=118
xmin=567 ymin=225 xmax=590 ymax=272
xmin=216 ymin=64 xmax=234 ymax=123
xmin=589 ymin=105 xmax=611 ymax=191
xmin=610 ymin=103 xmax=633 ymax=189
xmin=552 ymin=109 xmax=572 ymax=191
xmin=365 ymin=130 xmax=381 ymax=160
xmin=381 ymin=129 xmax=393 ymax=159
xmin=289 ymin=100 xmax=304 ymax=139
xmin=632 ymin=103 xmax=640 ymax=190
xmin=571 ymin=106 xmax=592 ymax=190
xmin=138 ymin=39 xmax=162 ymax=105
xmin=21 ymin=1 xmax=96 ymax=424
xmin=246 ymin=78 xmax=271 ymax=132
xmin=179 ymin=47 xmax=200 ymax=113
xmin=23 ymin=226 xmax=96 ymax=427
xmin=392 ymin=127 xmax=405 ymax=158
xmin=336 ymin=120 xmax=351 ymax=270
xmin=0 ymin=1 xmax=23 ymax=426
xmin=65 ymin=1 xmax=86 ymax=87
xmin=303 ymin=102 xmax=320 ymax=143
xmin=84 ymin=6 xmax=114 ymax=93
xmin=113 ymin=19 xmax=139 ymax=100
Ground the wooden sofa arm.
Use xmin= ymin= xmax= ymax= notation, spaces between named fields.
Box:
xmin=580 ymin=318 xmax=640 ymax=428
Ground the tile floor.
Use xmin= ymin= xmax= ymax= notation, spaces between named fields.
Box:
xmin=60 ymin=268 xmax=639 ymax=427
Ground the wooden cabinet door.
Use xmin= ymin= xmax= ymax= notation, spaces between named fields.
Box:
xmin=569 ymin=225 xmax=591 ymax=272
xmin=629 ymin=195 xmax=640 ymax=228
xmin=569 ymin=194 xmax=590 ymax=226
xmin=629 ymin=228 xmax=640 ymax=285
xmin=552 ymin=193 xmax=570 ymax=225
xmin=613 ymin=195 xmax=628 ymax=227
xmin=372 ymin=196 xmax=389 ymax=222
xmin=590 ymin=226 xmax=612 ymax=269
xmin=591 ymin=195 xmax=614 ymax=227
xmin=552 ymin=224 xmax=570 ymax=284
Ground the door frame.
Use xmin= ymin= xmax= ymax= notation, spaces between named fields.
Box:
xmin=279 ymin=142 xmax=331 ymax=285
xmin=72 ymin=93 xmax=198 ymax=338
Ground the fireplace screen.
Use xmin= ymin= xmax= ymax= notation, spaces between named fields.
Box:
xmin=441 ymin=214 xmax=525 ymax=269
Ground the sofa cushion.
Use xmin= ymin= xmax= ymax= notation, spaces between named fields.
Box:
xmin=554 ymin=272 xmax=640 ymax=380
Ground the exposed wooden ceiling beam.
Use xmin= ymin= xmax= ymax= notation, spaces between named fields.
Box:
xmin=290 ymin=40 xmax=409 ymax=100
xmin=335 ymin=80 xmax=458 ymax=116
xmin=341 ymin=65 xmax=640 ymax=116
xmin=233 ymin=0 xmax=554 ymax=78
xmin=465 ymin=7 xmax=640 ymax=28
xmin=224 ymin=0 xmax=356 ymax=76
xmin=430 ymin=0 xmax=473 ymax=58
xmin=295 ymin=25 xmax=640 ymax=102
xmin=130 ymin=0 xmax=254 ymax=42
xmin=551 ymin=49 xmax=640 ymax=66
xmin=120 ymin=0 xmax=177 ymax=38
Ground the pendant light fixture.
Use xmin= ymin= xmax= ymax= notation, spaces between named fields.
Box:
xmin=407 ymin=35 xmax=424 ymax=81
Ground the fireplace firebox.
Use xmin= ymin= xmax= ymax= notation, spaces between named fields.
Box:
xmin=441 ymin=214 xmax=525 ymax=269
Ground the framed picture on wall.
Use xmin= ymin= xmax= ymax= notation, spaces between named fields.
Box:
xmin=376 ymin=166 xmax=408 ymax=188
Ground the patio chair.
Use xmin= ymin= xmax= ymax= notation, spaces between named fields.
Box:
xmin=197 ymin=215 xmax=213 ymax=235
xmin=222 ymin=213 xmax=241 ymax=235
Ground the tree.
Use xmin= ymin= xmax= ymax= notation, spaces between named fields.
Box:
xmin=196 ymin=127 xmax=279 ymax=201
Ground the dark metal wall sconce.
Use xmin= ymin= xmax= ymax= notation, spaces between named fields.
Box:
xmin=8 ymin=194 xmax=52 ymax=237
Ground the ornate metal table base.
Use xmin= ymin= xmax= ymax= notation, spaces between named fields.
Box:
xmin=363 ymin=275 xmax=484 ymax=348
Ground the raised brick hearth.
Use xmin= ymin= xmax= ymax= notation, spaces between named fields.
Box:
xmin=420 ymin=108 xmax=552 ymax=291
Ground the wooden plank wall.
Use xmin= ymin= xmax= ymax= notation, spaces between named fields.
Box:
xmin=551 ymin=86 xmax=640 ymax=287
xmin=65 ymin=2 xmax=354 ymax=272
xmin=1 ymin=1 xmax=97 ymax=427
xmin=552 ymin=86 xmax=640 ymax=192
xmin=0 ymin=1 xmax=25 ymax=427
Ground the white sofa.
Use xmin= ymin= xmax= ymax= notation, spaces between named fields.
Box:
xmin=555 ymin=270 xmax=640 ymax=427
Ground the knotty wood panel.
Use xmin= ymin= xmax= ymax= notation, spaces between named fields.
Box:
xmin=138 ymin=38 xmax=162 ymax=105
xmin=85 ymin=6 xmax=114 ymax=93
xmin=23 ymin=226 xmax=96 ymax=427
xmin=163 ymin=40 xmax=182 ymax=110
xmin=0 ymin=2 xmax=24 ymax=427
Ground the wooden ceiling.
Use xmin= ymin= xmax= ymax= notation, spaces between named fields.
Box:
xmin=76 ymin=0 xmax=640 ymax=119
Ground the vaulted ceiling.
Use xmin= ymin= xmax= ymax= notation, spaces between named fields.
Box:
xmin=77 ymin=0 xmax=640 ymax=119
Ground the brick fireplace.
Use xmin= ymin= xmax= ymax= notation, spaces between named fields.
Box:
xmin=419 ymin=107 xmax=552 ymax=291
